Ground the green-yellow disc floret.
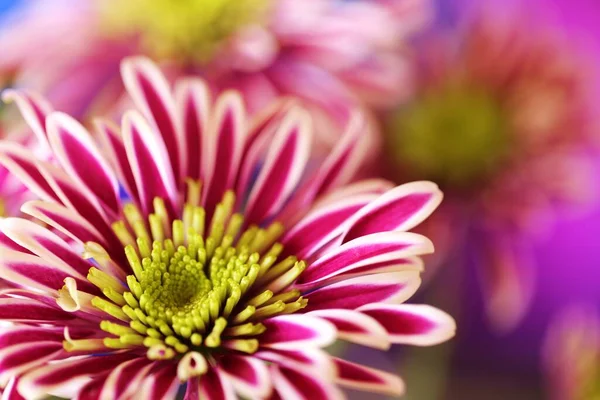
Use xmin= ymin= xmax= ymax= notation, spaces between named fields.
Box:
xmin=60 ymin=182 xmax=307 ymax=369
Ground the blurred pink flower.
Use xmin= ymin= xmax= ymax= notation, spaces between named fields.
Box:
xmin=0 ymin=57 xmax=455 ymax=399
xmin=0 ymin=0 xmax=431 ymax=122
xmin=543 ymin=306 xmax=600 ymax=400
xmin=382 ymin=1 xmax=599 ymax=332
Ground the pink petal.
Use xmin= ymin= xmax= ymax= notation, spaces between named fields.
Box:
xmin=18 ymin=353 xmax=136 ymax=399
xmin=256 ymin=348 xmax=335 ymax=378
xmin=175 ymin=78 xmax=210 ymax=182
xmin=219 ymin=355 xmax=272 ymax=399
xmin=197 ymin=368 xmax=236 ymax=400
xmin=138 ymin=362 xmax=179 ymax=400
xmin=122 ymin=110 xmax=178 ymax=215
xmin=281 ymin=193 xmax=378 ymax=260
xmin=0 ymin=341 xmax=64 ymax=388
xmin=2 ymin=89 xmax=53 ymax=154
xmin=244 ymin=108 xmax=311 ymax=224
xmin=302 ymin=271 xmax=421 ymax=312
xmin=0 ymin=143 xmax=59 ymax=202
xmin=99 ymin=358 xmax=155 ymax=400
xmin=202 ymin=92 xmax=246 ymax=215
xmin=0 ymin=297 xmax=73 ymax=323
xmin=46 ymin=112 xmax=120 ymax=215
xmin=0 ymin=218 xmax=94 ymax=280
xmin=121 ymin=57 xmax=183 ymax=184
xmin=21 ymin=201 xmax=108 ymax=247
xmin=332 ymin=357 xmax=405 ymax=397
xmin=341 ymin=181 xmax=443 ymax=243
xmin=272 ymin=365 xmax=344 ymax=400
xmin=307 ymin=309 xmax=390 ymax=350
xmin=94 ymin=119 xmax=140 ymax=202
xmin=297 ymin=231 xmax=433 ymax=288
xmin=259 ymin=315 xmax=336 ymax=350
xmin=358 ymin=304 xmax=456 ymax=346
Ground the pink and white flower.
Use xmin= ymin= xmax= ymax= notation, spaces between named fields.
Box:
xmin=0 ymin=0 xmax=430 ymax=121
xmin=380 ymin=0 xmax=600 ymax=332
xmin=0 ymin=57 xmax=454 ymax=399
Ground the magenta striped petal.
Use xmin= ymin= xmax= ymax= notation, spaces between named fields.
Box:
xmin=341 ymin=181 xmax=443 ymax=242
xmin=333 ymin=357 xmax=405 ymax=397
xmin=21 ymin=201 xmax=108 ymax=247
xmin=75 ymin=375 xmax=105 ymax=400
xmin=0 ymin=342 xmax=64 ymax=388
xmin=139 ymin=362 xmax=179 ymax=400
xmin=298 ymin=231 xmax=432 ymax=287
xmin=259 ymin=315 xmax=336 ymax=350
xmin=256 ymin=349 xmax=335 ymax=378
xmin=197 ymin=368 xmax=236 ymax=400
xmin=2 ymin=377 xmax=26 ymax=400
xmin=122 ymin=111 xmax=178 ymax=215
xmin=46 ymin=112 xmax=120 ymax=215
xmin=94 ymin=119 xmax=140 ymax=202
xmin=98 ymin=357 xmax=155 ymax=399
xmin=0 ymin=143 xmax=59 ymax=202
xmin=0 ymin=218 xmax=93 ymax=280
xmin=302 ymin=271 xmax=421 ymax=312
xmin=272 ymin=365 xmax=344 ymax=400
xmin=307 ymin=112 xmax=370 ymax=197
xmin=281 ymin=193 xmax=377 ymax=260
xmin=202 ymin=92 xmax=246 ymax=215
xmin=2 ymin=89 xmax=53 ymax=154
xmin=244 ymin=109 xmax=311 ymax=224
xmin=358 ymin=304 xmax=457 ymax=346
xmin=307 ymin=309 xmax=390 ymax=349
xmin=121 ymin=57 xmax=183 ymax=184
xmin=18 ymin=353 xmax=136 ymax=400
xmin=0 ymin=248 xmax=92 ymax=294
xmin=175 ymin=78 xmax=210 ymax=182
xmin=0 ymin=297 xmax=74 ymax=324
xmin=219 ymin=355 xmax=272 ymax=399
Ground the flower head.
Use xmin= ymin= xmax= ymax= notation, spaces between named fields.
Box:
xmin=0 ymin=0 xmax=429 ymax=119
xmin=382 ymin=1 xmax=599 ymax=332
xmin=0 ymin=57 xmax=454 ymax=399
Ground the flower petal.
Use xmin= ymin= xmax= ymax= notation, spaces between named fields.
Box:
xmin=259 ymin=314 xmax=336 ymax=350
xmin=122 ymin=110 xmax=178 ymax=215
xmin=332 ymin=357 xmax=405 ymax=397
xmin=256 ymin=348 xmax=335 ymax=379
xmin=219 ymin=355 xmax=272 ymax=399
xmin=358 ymin=304 xmax=456 ymax=346
xmin=99 ymin=358 xmax=155 ymax=400
xmin=341 ymin=181 xmax=443 ymax=242
xmin=307 ymin=309 xmax=390 ymax=350
xmin=0 ymin=297 xmax=74 ymax=323
xmin=2 ymin=89 xmax=53 ymax=154
xmin=46 ymin=112 xmax=120 ymax=215
xmin=18 ymin=353 xmax=136 ymax=400
xmin=138 ymin=362 xmax=179 ymax=400
xmin=0 ymin=341 xmax=64 ymax=388
xmin=175 ymin=78 xmax=210 ymax=182
xmin=198 ymin=368 xmax=236 ymax=400
xmin=281 ymin=193 xmax=378 ymax=260
xmin=202 ymin=91 xmax=246 ymax=215
xmin=272 ymin=365 xmax=344 ymax=400
xmin=244 ymin=108 xmax=311 ymax=224
xmin=302 ymin=271 xmax=421 ymax=312
xmin=121 ymin=56 xmax=183 ymax=184
xmin=298 ymin=231 xmax=432 ymax=287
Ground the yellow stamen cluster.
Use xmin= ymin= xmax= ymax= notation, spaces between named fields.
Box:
xmin=99 ymin=0 xmax=273 ymax=63
xmin=61 ymin=184 xmax=308 ymax=379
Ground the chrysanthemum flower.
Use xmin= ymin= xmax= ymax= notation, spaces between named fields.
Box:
xmin=0 ymin=0 xmax=430 ymax=120
xmin=381 ymin=1 xmax=599 ymax=332
xmin=543 ymin=307 xmax=600 ymax=400
xmin=0 ymin=57 xmax=454 ymax=399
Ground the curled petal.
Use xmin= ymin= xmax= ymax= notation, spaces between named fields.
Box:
xmin=259 ymin=315 xmax=337 ymax=350
xmin=302 ymin=271 xmax=421 ymax=312
xmin=333 ymin=357 xmax=405 ymax=397
xmin=358 ymin=303 xmax=456 ymax=346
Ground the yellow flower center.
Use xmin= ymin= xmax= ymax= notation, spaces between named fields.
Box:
xmin=385 ymin=81 xmax=512 ymax=189
xmin=60 ymin=182 xmax=307 ymax=375
xmin=99 ymin=0 xmax=273 ymax=63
